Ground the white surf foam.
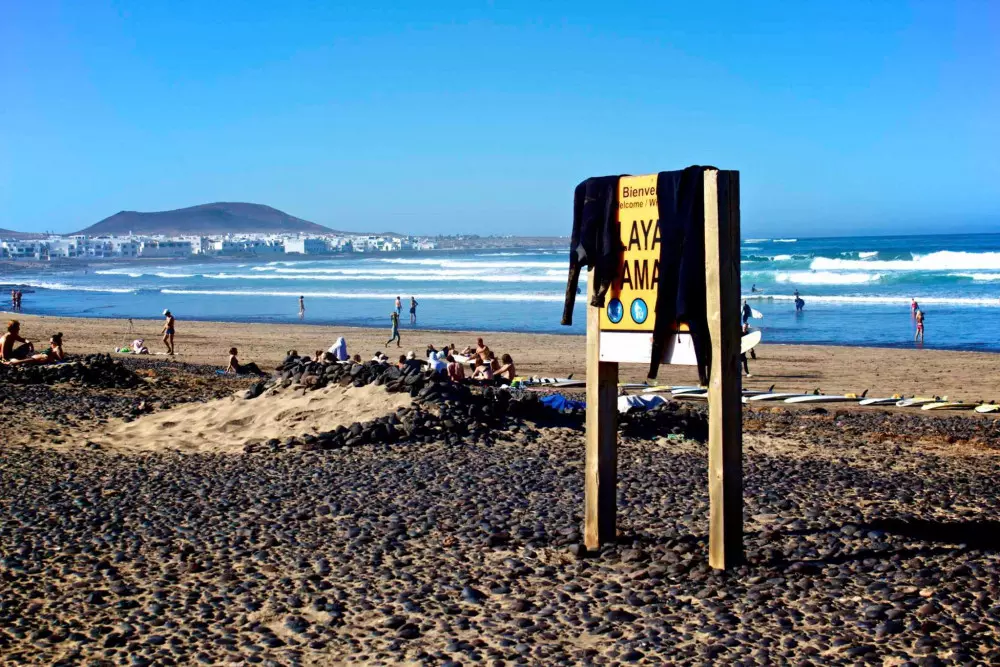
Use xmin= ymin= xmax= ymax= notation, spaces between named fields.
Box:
xmin=812 ymin=250 xmax=1000 ymax=272
xmin=951 ymin=273 xmax=1000 ymax=282
xmin=19 ymin=281 xmax=136 ymax=294
xmin=745 ymin=294 xmax=1000 ymax=306
xmin=201 ymin=272 xmax=568 ymax=283
xmin=772 ymin=238 xmax=798 ymax=243
xmin=379 ymin=258 xmax=566 ymax=269
xmin=774 ymin=271 xmax=883 ymax=285
xmin=160 ymin=289 xmax=564 ymax=302
xmin=858 ymin=251 xmax=879 ymax=259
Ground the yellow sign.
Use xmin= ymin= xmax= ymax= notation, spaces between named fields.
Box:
xmin=600 ymin=174 xmax=661 ymax=332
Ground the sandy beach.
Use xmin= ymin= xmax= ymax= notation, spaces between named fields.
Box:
xmin=2 ymin=314 xmax=1000 ymax=664
xmin=5 ymin=312 xmax=1000 ymax=404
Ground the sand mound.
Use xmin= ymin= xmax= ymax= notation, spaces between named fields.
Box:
xmin=92 ymin=383 xmax=412 ymax=454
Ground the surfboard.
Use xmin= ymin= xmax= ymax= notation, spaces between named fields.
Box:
xmin=747 ymin=393 xmax=811 ymax=402
xmin=921 ymin=402 xmax=976 ymax=411
xmin=741 ymin=330 xmax=763 ymax=354
xmin=859 ymin=396 xmax=902 ymax=406
xmin=784 ymin=395 xmax=860 ymax=404
xmin=896 ymin=397 xmax=941 ymax=407
xmin=751 ymin=308 xmax=764 ymax=319
xmin=974 ymin=404 xmax=1000 ymax=413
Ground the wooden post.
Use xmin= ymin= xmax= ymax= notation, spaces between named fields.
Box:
xmin=704 ymin=169 xmax=744 ymax=569
xmin=585 ymin=268 xmax=619 ymax=550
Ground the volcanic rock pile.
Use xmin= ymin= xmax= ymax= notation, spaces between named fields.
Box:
xmin=242 ymin=354 xmax=709 ymax=454
xmin=0 ymin=354 xmax=142 ymax=388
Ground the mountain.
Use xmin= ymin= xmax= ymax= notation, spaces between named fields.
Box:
xmin=73 ymin=202 xmax=336 ymax=236
xmin=0 ymin=228 xmax=45 ymax=239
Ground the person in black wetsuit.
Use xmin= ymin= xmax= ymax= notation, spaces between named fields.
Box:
xmin=742 ymin=300 xmax=752 ymax=325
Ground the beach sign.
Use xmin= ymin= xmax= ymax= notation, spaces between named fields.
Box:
xmin=598 ymin=173 xmax=696 ymax=365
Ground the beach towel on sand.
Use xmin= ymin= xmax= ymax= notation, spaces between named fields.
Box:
xmin=617 ymin=393 xmax=667 ymax=414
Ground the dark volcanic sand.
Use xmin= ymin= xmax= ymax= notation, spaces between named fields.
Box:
xmin=1 ymin=364 xmax=1000 ymax=665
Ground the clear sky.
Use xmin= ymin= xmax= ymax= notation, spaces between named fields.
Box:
xmin=1 ymin=1 xmax=997 ymax=237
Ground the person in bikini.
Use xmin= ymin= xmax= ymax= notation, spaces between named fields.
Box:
xmin=8 ymin=332 xmax=64 ymax=366
xmin=914 ymin=309 xmax=925 ymax=343
xmin=162 ymin=309 xmax=176 ymax=355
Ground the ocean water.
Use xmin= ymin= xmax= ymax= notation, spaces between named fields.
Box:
xmin=2 ymin=233 xmax=1000 ymax=352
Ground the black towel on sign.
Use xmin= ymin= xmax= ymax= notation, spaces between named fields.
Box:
xmin=561 ymin=175 xmax=624 ymax=325
xmin=648 ymin=166 xmax=712 ymax=383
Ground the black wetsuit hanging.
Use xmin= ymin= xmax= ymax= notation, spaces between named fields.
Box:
xmin=561 ymin=176 xmax=624 ymax=326
xmin=648 ymin=166 xmax=713 ymax=384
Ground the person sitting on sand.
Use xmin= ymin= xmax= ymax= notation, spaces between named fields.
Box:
xmin=486 ymin=350 xmax=501 ymax=374
xmin=0 ymin=320 xmax=34 ymax=362
xmin=161 ymin=309 xmax=176 ymax=355
xmin=495 ymin=353 xmax=516 ymax=383
xmin=372 ymin=351 xmax=389 ymax=363
xmin=427 ymin=350 xmax=447 ymax=375
xmin=397 ymin=354 xmax=407 ymax=369
xmin=8 ymin=333 xmax=65 ymax=367
xmin=225 ymin=347 xmax=266 ymax=376
xmin=352 ymin=353 xmax=362 ymax=363
xmin=403 ymin=350 xmax=423 ymax=374
xmin=132 ymin=338 xmax=150 ymax=355
xmin=446 ymin=355 xmax=466 ymax=383
xmin=328 ymin=337 xmax=349 ymax=361
xmin=472 ymin=357 xmax=494 ymax=382
xmin=314 ymin=350 xmax=325 ymax=362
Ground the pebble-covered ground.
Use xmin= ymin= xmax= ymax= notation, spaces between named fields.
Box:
xmin=2 ymin=360 xmax=1000 ymax=665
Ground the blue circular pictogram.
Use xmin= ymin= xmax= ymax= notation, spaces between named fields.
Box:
xmin=607 ymin=298 xmax=624 ymax=324
xmin=630 ymin=298 xmax=648 ymax=325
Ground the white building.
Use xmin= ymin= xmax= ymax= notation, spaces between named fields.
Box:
xmin=284 ymin=238 xmax=328 ymax=254
xmin=139 ymin=240 xmax=193 ymax=258
xmin=1 ymin=240 xmax=48 ymax=259
xmin=109 ymin=238 xmax=140 ymax=258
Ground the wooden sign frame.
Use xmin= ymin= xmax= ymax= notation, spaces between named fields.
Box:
xmin=584 ymin=168 xmax=743 ymax=570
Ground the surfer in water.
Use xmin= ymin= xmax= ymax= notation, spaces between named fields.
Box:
xmin=751 ymin=284 xmax=757 ymax=293
xmin=914 ymin=308 xmax=925 ymax=343
xmin=742 ymin=300 xmax=752 ymax=325
xmin=911 ymin=298 xmax=919 ymax=316
xmin=795 ymin=296 xmax=805 ymax=311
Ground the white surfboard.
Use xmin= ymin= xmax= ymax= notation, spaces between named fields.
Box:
xmin=859 ymin=396 xmax=902 ymax=406
xmin=747 ymin=392 xmax=811 ymax=402
xmin=751 ymin=308 xmax=764 ymax=319
xmin=784 ymin=395 xmax=860 ymax=404
xmin=896 ymin=397 xmax=941 ymax=407
xmin=741 ymin=330 xmax=763 ymax=354
xmin=974 ymin=404 xmax=1000 ymax=413
xmin=921 ymin=402 xmax=976 ymax=411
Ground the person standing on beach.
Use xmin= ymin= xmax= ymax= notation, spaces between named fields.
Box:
xmin=914 ymin=309 xmax=925 ymax=343
xmin=409 ymin=296 xmax=418 ymax=324
xmin=385 ymin=311 xmax=401 ymax=348
xmin=162 ymin=309 xmax=176 ymax=355
xmin=395 ymin=296 xmax=402 ymax=317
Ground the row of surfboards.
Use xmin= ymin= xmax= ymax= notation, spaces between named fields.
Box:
xmin=668 ymin=385 xmax=1000 ymax=413
xmin=515 ymin=379 xmax=1000 ymax=413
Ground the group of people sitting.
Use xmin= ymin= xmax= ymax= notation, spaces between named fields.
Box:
xmin=223 ymin=335 xmax=518 ymax=387
xmin=0 ymin=320 xmax=65 ymax=366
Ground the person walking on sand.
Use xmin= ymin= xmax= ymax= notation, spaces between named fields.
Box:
xmin=162 ymin=309 xmax=176 ymax=355
xmin=409 ymin=296 xmax=418 ymax=324
xmin=914 ymin=308 xmax=925 ymax=343
xmin=385 ymin=311 xmax=401 ymax=348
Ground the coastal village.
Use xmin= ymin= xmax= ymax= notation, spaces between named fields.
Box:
xmin=0 ymin=232 xmax=439 ymax=260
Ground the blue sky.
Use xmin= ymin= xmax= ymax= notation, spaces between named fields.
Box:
xmin=1 ymin=1 xmax=997 ymax=237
